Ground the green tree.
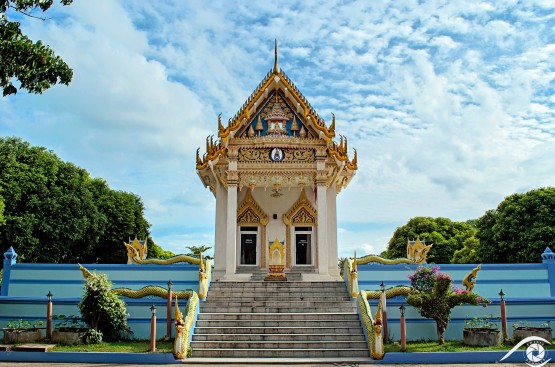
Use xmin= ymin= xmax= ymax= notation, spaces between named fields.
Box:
xmin=476 ymin=187 xmax=555 ymax=263
xmin=79 ymin=272 xmax=129 ymax=341
xmin=87 ymin=179 xmax=150 ymax=264
xmin=406 ymin=265 xmax=490 ymax=344
xmin=385 ymin=217 xmax=478 ymax=264
xmin=0 ymin=137 xmax=165 ymax=265
xmin=185 ymin=245 xmax=213 ymax=260
xmin=0 ymin=190 xmax=5 ymax=227
xmin=0 ymin=137 xmax=102 ymax=262
xmin=1 ymin=0 xmax=74 ymax=96
xmin=147 ymin=237 xmax=175 ymax=260
xmin=451 ymin=237 xmax=481 ymax=264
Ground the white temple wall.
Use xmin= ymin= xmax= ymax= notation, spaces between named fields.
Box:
xmin=250 ymin=187 xmax=316 ymax=218
xmin=253 ymin=187 xmax=296 ymax=245
xmin=250 ymin=187 xmax=316 ymax=245
xmin=327 ymin=184 xmax=339 ymax=276
xmin=213 ymin=183 xmax=228 ymax=273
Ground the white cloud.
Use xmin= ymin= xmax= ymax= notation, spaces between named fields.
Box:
xmin=1 ymin=0 xmax=553 ymax=260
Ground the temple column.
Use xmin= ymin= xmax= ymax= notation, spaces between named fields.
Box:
xmin=213 ymin=183 xmax=227 ymax=274
xmin=327 ymin=184 xmax=339 ymax=277
xmin=225 ymin=165 xmax=238 ymax=276
xmin=316 ymin=170 xmax=328 ymax=276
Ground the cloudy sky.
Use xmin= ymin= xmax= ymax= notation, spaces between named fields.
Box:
xmin=1 ymin=1 xmax=554 ymax=258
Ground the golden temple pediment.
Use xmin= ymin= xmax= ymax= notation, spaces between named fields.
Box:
xmin=196 ymin=41 xmax=357 ymax=196
xmin=237 ymin=190 xmax=269 ymax=226
xmin=283 ymin=190 xmax=317 ymax=226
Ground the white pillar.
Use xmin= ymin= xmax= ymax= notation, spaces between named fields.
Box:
xmin=225 ymin=184 xmax=238 ymax=276
xmin=213 ymin=183 xmax=227 ymax=273
xmin=327 ymin=184 xmax=339 ymax=277
xmin=316 ymin=183 xmax=328 ymax=275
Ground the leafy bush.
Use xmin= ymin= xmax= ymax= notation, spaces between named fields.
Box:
xmin=465 ymin=314 xmax=499 ymax=330
xmin=53 ymin=314 xmax=88 ymax=331
xmin=6 ymin=319 xmax=43 ymax=331
xmin=78 ymin=272 xmax=130 ymax=341
xmin=407 ymin=265 xmax=490 ymax=344
xmin=85 ymin=329 xmax=103 ymax=344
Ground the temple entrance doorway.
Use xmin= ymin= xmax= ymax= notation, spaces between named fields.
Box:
xmin=294 ymin=226 xmax=313 ymax=265
xmin=239 ymin=226 xmax=257 ymax=265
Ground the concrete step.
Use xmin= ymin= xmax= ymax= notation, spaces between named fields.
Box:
xmin=185 ymin=357 xmax=375 ymax=364
xmin=197 ymin=312 xmax=359 ymax=321
xmin=200 ymin=300 xmax=355 ymax=308
xmin=205 ymin=295 xmax=352 ymax=301
xmin=193 ymin=280 xmax=365 ymax=358
xmin=209 ymin=283 xmax=347 ymax=288
xmin=203 ymin=291 xmax=348 ymax=302
xmin=194 ymin=326 xmax=363 ymax=334
xmin=190 ymin=340 xmax=368 ymax=350
xmin=208 ymin=283 xmax=346 ymax=288
xmin=250 ymin=274 xmax=303 ymax=281
xmin=208 ymin=282 xmax=346 ymax=289
xmin=199 ymin=307 xmax=355 ymax=313
xmin=210 ymin=283 xmax=347 ymax=293
xmin=192 ymin=333 xmax=366 ymax=342
xmin=191 ymin=348 xmax=370 ymax=358
xmin=196 ymin=319 xmax=362 ymax=328
xmin=207 ymin=288 xmax=348 ymax=295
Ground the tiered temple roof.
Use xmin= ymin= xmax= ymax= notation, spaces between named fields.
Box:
xmin=196 ymin=41 xmax=357 ymax=195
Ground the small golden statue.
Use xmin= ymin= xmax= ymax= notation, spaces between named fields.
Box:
xmin=462 ymin=264 xmax=481 ymax=291
xmin=406 ymin=237 xmax=432 ymax=264
xmin=265 ymin=238 xmax=287 ymax=281
xmin=173 ymin=296 xmax=186 ymax=359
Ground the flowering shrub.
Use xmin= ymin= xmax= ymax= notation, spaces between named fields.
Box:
xmin=407 ymin=265 xmax=490 ymax=344
xmin=407 ymin=265 xmax=439 ymax=292
xmin=78 ymin=272 xmax=130 ymax=341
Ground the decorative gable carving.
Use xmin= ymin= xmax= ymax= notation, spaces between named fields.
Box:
xmin=291 ymin=207 xmax=316 ymax=224
xmin=237 ymin=190 xmax=269 ymax=225
xmin=237 ymin=91 xmax=314 ymax=139
xmin=283 ymin=190 xmax=317 ymax=226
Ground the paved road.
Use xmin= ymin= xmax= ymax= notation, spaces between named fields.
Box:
xmin=0 ymin=363 xmax=528 ymax=367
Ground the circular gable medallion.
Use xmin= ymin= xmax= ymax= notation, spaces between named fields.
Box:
xmin=270 ymin=148 xmax=284 ymax=162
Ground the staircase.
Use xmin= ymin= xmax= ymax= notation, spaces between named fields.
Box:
xmin=191 ymin=280 xmax=368 ymax=358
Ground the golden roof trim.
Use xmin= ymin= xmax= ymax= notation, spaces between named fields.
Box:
xmin=283 ymin=189 xmax=317 ymax=225
xmin=217 ymin=66 xmax=335 ymax=142
xmin=237 ymin=189 xmax=269 ymax=225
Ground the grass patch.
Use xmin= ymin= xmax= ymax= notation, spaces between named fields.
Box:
xmin=384 ymin=340 xmax=555 ymax=353
xmin=52 ymin=340 xmax=173 ymax=353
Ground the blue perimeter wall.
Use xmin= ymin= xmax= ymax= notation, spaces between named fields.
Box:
xmin=2 ymin=247 xmax=555 ymax=342
xmin=0 ymin=262 xmax=200 ymax=339
xmin=354 ymin=259 xmax=555 ymax=341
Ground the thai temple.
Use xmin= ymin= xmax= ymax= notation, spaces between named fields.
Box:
xmin=196 ymin=41 xmax=357 ymax=280
xmin=1 ymin=41 xmax=553 ymax=364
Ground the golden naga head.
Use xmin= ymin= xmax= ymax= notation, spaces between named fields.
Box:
xmin=407 ymin=237 xmax=432 ymax=264
xmin=78 ymin=263 xmax=93 ymax=279
xmin=462 ymin=264 xmax=481 ymax=292
xmin=124 ymin=243 xmax=141 ymax=264
xmin=124 ymin=236 xmax=148 ymax=264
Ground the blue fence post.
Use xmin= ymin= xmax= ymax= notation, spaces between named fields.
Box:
xmin=542 ymin=247 xmax=555 ymax=297
xmin=2 ymin=247 xmax=18 ymax=296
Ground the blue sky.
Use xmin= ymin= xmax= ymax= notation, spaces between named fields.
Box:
xmin=1 ymin=1 xmax=554 ymax=258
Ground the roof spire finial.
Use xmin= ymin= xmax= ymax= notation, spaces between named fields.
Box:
xmin=273 ymin=39 xmax=279 ymax=73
